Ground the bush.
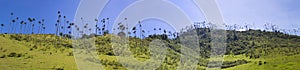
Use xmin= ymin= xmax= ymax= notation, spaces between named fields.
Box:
xmin=7 ymin=52 xmax=22 ymax=57
xmin=52 ymin=67 xmax=64 ymax=70
xmin=67 ymin=52 xmax=73 ymax=56
xmin=258 ymin=61 xmax=262 ymax=65
xmin=52 ymin=66 xmax=64 ymax=70
xmin=221 ymin=59 xmax=250 ymax=69
xmin=106 ymin=52 xmax=114 ymax=56
xmin=8 ymin=52 xmax=17 ymax=57
xmin=0 ymin=55 xmax=5 ymax=58
xmin=264 ymin=61 xmax=267 ymax=64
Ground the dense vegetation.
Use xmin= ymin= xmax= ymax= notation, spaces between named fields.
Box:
xmin=0 ymin=27 xmax=300 ymax=70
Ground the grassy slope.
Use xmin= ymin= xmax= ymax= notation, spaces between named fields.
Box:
xmin=0 ymin=35 xmax=77 ymax=70
xmin=0 ymin=29 xmax=300 ymax=70
xmin=224 ymin=54 xmax=300 ymax=70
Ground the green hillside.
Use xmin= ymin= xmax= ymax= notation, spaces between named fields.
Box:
xmin=0 ymin=34 xmax=76 ymax=70
xmin=0 ymin=29 xmax=300 ymax=70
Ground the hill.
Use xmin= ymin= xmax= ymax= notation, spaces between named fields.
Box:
xmin=0 ymin=28 xmax=300 ymax=70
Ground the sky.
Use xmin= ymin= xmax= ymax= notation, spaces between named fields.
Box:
xmin=0 ymin=0 xmax=299 ymax=35
xmin=216 ymin=0 xmax=300 ymax=32
xmin=0 ymin=0 xmax=80 ymax=34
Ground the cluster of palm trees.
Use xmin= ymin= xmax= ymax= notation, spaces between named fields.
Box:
xmin=223 ymin=22 xmax=300 ymax=35
xmin=2 ymin=11 xmax=299 ymax=38
xmin=69 ymin=17 xmax=110 ymax=38
xmin=131 ymin=21 xmax=146 ymax=38
xmin=94 ymin=18 xmax=110 ymax=35
xmin=0 ymin=12 xmax=46 ymax=34
xmin=112 ymin=18 xmax=178 ymax=39
xmin=112 ymin=18 xmax=180 ymax=48
xmin=54 ymin=11 xmax=75 ymax=38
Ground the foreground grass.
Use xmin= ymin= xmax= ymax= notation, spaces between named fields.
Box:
xmin=0 ymin=33 xmax=300 ymax=70
xmin=224 ymin=54 xmax=300 ymax=70
xmin=0 ymin=35 xmax=77 ymax=70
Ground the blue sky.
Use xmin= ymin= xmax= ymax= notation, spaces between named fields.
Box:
xmin=0 ymin=0 xmax=80 ymax=34
xmin=217 ymin=0 xmax=300 ymax=31
xmin=0 ymin=0 xmax=299 ymax=35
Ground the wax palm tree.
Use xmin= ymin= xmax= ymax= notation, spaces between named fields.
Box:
xmin=132 ymin=26 xmax=137 ymax=47
xmin=154 ymin=28 xmax=157 ymax=35
xmin=61 ymin=16 xmax=68 ymax=37
xmin=38 ymin=21 xmax=42 ymax=34
xmin=55 ymin=20 xmax=60 ymax=35
xmin=41 ymin=19 xmax=45 ymax=34
xmin=10 ymin=12 xmax=13 ymax=16
xmin=94 ymin=18 xmax=98 ymax=35
xmin=162 ymin=29 xmax=168 ymax=39
xmin=60 ymin=21 xmax=64 ymax=36
xmin=12 ymin=17 xmax=19 ymax=34
xmin=142 ymin=30 xmax=145 ymax=38
xmin=101 ymin=18 xmax=106 ymax=35
xmin=19 ymin=21 xmax=24 ymax=34
xmin=132 ymin=26 xmax=136 ymax=38
xmin=67 ymin=22 xmax=73 ymax=36
xmin=84 ymin=23 xmax=88 ymax=36
xmin=105 ymin=18 xmax=109 ymax=34
xmin=163 ymin=29 xmax=167 ymax=35
xmin=11 ymin=19 xmax=16 ymax=34
xmin=168 ymin=31 xmax=172 ymax=38
xmin=1 ymin=24 xmax=4 ymax=34
xmin=65 ymin=20 xmax=70 ymax=37
xmin=68 ymin=23 xmax=74 ymax=36
xmin=75 ymin=25 xmax=80 ymax=38
xmin=138 ymin=21 xmax=142 ymax=38
xmin=31 ymin=18 xmax=36 ymax=34
xmin=173 ymin=32 xmax=178 ymax=38
xmin=293 ymin=29 xmax=298 ymax=35
xmin=57 ymin=11 xmax=62 ymax=36
xmin=27 ymin=18 xmax=33 ymax=34
xmin=159 ymin=28 xmax=162 ymax=35
xmin=9 ymin=12 xmax=14 ymax=34
xmin=42 ymin=25 xmax=45 ymax=34
xmin=24 ymin=22 xmax=28 ymax=34
xmin=298 ymin=28 xmax=300 ymax=35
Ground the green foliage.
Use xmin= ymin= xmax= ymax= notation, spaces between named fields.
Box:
xmin=0 ymin=28 xmax=300 ymax=70
xmin=221 ymin=59 xmax=249 ymax=68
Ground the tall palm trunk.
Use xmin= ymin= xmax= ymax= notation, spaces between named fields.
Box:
xmin=19 ymin=21 xmax=23 ymax=34
xmin=32 ymin=23 xmax=34 ymax=34
xmin=0 ymin=24 xmax=3 ymax=34
xmin=9 ymin=13 xmax=14 ymax=34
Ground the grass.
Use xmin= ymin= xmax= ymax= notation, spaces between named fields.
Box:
xmin=0 ymin=28 xmax=300 ymax=70
xmin=224 ymin=54 xmax=300 ymax=70
xmin=0 ymin=35 xmax=77 ymax=70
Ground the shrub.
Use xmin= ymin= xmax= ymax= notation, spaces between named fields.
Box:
xmin=221 ymin=59 xmax=250 ymax=68
xmin=52 ymin=67 xmax=64 ymax=70
xmin=258 ymin=61 xmax=262 ymax=65
xmin=7 ymin=52 xmax=22 ymax=57
xmin=8 ymin=52 xmax=17 ymax=57
xmin=106 ymin=52 xmax=114 ymax=56
xmin=67 ymin=52 xmax=73 ymax=56
xmin=0 ymin=54 xmax=5 ymax=58
xmin=52 ymin=66 xmax=64 ymax=70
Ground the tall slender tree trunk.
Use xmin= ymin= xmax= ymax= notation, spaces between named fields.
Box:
xmin=26 ymin=23 xmax=29 ymax=34
xmin=32 ymin=23 xmax=34 ymax=34
xmin=38 ymin=24 xmax=41 ymax=34
xmin=0 ymin=26 xmax=2 ymax=34
xmin=20 ymin=24 xmax=23 ymax=34
xmin=13 ymin=22 xmax=18 ymax=34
